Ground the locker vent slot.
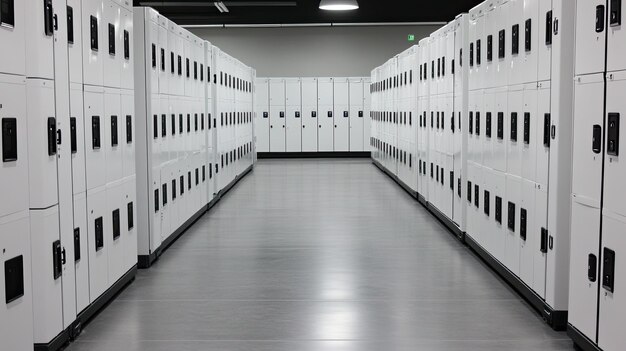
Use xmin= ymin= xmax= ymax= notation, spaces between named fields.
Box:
xmin=497 ymin=112 xmax=504 ymax=139
xmin=487 ymin=35 xmax=493 ymax=61
xmin=544 ymin=113 xmax=551 ymax=147
xmin=124 ymin=30 xmax=130 ymax=60
xmin=126 ymin=115 xmax=132 ymax=143
xmin=508 ymin=202 xmax=516 ymax=232
xmin=607 ymin=113 xmax=620 ymax=156
xmin=108 ymin=23 xmax=115 ymax=56
xmin=588 ymin=253 xmax=597 ymax=282
xmin=92 ymin=116 xmax=101 ymax=149
xmin=510 ymin=112 xmax=518 ymax=141
xmin=484 ymin=190 xmax=490 ymax=216
xmin=52 ymin=240 xmax=62 ymax=279
xmin=596 ymin=6 xmax=606 ymax=33
xmin=154 ymin=189 xmax=159 ymax=212
xmin=520 ymin=208 xmax=527 ymax=240
xmin=486 ymin=112 xmax=492 ymax=138
xmin=95 ymin=216 xmax=103 ymax=251
xmin=44 ymin=0 xmax=53 ymax=36
xmin=0 ymin=0 xmax=15 ymax=27
xmin=127 ymin=202 xmax=133 ymax=230
xmin=162 ymin=184 xmax=167 ymax=206
xmin=498 ymin=29 xmax=506 ymax=58
xmin=602 ymin=248 xmax=616 ymax=293
xmin=90 ymin=15 xmax=98 ymax=51
xmin=67 ymin=6 xmax=74 ymax=44
xmin=111 ymin=115 xmax=118 ymax=146
xmin=512 ymin=24 xmax=519 ymax=55
xmin=4 ymin=255 xmax=24 ymax=303
xmin=525 ymin=19 xmax=532 ymax=52
xmin=495 ymin=196 xmax=502 ymax=224
xmin=476 ymin=40 xmax=481 ymax=65
xmin=611 ymin=0 xmax=622 ymax=26
xmin=546 ymin=11 xmax=553 ymax=44
xmin=48 ymin=117 xmax=57 ymax=155
xmin=74 ymin=228 xmax=80 ymax=262
xmin=112 ymin=209 xmax=120 ymax=240
xmin=70 ymin=117 xmax=77 ymax=153
xmin=474 ymin=184 xmax=479 ymax=208
xmin=2 ymin=118 xmax=18 ymax=162
xmin=523 ymin=112 xmax=530 ymax=144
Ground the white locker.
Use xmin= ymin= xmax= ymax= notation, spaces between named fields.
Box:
xmin=87 ymin=186 xmax=109 ymax=301
xmin=285 ymin=78 xmax=301 ymax=152
xmin=603 ymin=73 xmax=626 ymax=219
xmin=68 ymin=0 xmax=84 ymax=84
xmin=334 ymin=78 xmax=350 ymax=152
xmin=120 ymin=4 xmax=134 ymax=90
xmin=103 ymin=0 xmax=121 ymax=89
xmin=106 ymin=180 xmax=125 ymax=284
xmin=521 ymin=84 xmax=538 ymax=183
xmin=82 ymin=0 xmax=105 ymax=87
xmin=73 ymin=192 xmax=90 ymax=314
xmin=0 ymin=211 xmax=33 ymax=351
xmin=318 ymin=78 xmax=334 ymax=151
xmin=363 ymin=78 xmax=372 ymax=152
xmin=504 ymin=174 xmax=522 ymax=276
xmin=519 ymin=179 xmax=536 ymax=289
xmin=0 ymin=76 xmax=28 ymax=218
xmin=532 ymin=186 xmax=548 ymax=298
xmin=122 ymin=89 xmax=135 ymax=178
xmin=0 ymin=0 xmax=25 ymax=76
xmin=255 ymin=78 xmax=270 ymax=152
xmin=506 ymin=86 xmax=524 ymax=178
xmin=123 ymin=176 xmax=137 ymax=271
xmin=70 ymin=84 xmax=86 ymax=195
xmin=25 ymin=0 xmax=57 ymax=80
xmin=575 ymin=0 xmax=608 ymax=76
xmin=84 ymin=87 xmax=107 ymax=190
xmin=349 ymin=78 xmax=364 ymax=152
xmin=104 ymin=89 xmax=123 ymax=183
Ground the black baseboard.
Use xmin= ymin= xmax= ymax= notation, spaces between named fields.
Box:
xmin=567 ymin=324 xmax=601 ymax=351
xmin=372 ymin=158 xmax=567 ymax=331
xmin=34 ymin=266 xmax=137 ymax=351
xmin=138 ymin=164 xmax=254 ymax=269
xmin=465 ymin=235 xmax=568 ymax=331
xmin=258 ymin=151 xmax=371 ymax=159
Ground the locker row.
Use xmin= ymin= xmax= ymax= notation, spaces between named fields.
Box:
xmin=255 ymin=77 xmax=371 ymax=153
xmin=133 ymin=7 xmax=256 ymax=267
xmin=370 ymin=0 xmax=599 ymax=346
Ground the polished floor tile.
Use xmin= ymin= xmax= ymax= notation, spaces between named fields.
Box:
xmin=66 ymin=159 xmax=574 ymax=351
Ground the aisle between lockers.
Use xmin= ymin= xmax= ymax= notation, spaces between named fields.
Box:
xmin=65 ymin=159 xmax=570 ymax=351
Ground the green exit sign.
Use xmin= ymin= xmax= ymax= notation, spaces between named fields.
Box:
xmin=408 ymin=34 xmax=415 ymax=41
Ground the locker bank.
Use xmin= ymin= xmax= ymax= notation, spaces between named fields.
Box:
xmin=0 ymin=0 xmax=624 ymax=350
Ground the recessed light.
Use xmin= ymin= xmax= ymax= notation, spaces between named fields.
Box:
xmin=319 ymin=0 xmax=359 ymax=11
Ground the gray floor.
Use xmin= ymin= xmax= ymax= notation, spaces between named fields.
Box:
xmin=67 ymin=159 xmax=573 ymax=351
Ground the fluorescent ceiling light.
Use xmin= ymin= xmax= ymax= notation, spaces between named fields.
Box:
xmin=215 ymin=2 xmax=229 ymax=13
xmin=319 ymin=0 xmax=359 ymax=11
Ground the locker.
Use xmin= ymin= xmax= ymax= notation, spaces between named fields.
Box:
xmin=103 ymin=0 xmax=121 ymax=89
xmin=106 ymin=180 xmax=125 ymax=283
xmin=603 ymin=73 xmax=626 ymax=218
xmin=349 ymin=78 xmax=364 ymax=152
xmin=0 ymin=211 xmax=33 ymax=351
xmin=0 ymin=77 xmax=28 ymax=218
xmin=504 ymin=174 xmax=522 ymax=276
xmin=87 ymin=186 xmax=109 ymax=300
xmin=285 ymin=78 xmax=301 ymax=152
xmin=483 ymin=0 xmax=498 ymax=89
xmin=73 ymin=192 xmax=90 ymax=314
xmin=537 ymin=0 xmax=553 ymax=82
xmin=105 ymin=89 xmax=123 ymax=183
xmin=521 ymin=84 xmax=538 ymax=182
xmin=84 ymin=87 xmax=107 ymax=190
xmin=318 ymin=78 xmax=334 ymax=151
xmin=120 ymin=4 xmax=133 ymax=90
xmin=575 ymin=0 xmax=608 ymax=76
xmin=506 ymin=87 xmax=523 ymax=178
xmin=519 ymin=179 xmax=536 ymax=289
xmin=122 ymin=89 xmax=135 ymax=178
xmin=493 ymin=87 xmax=508 ymax=172
xmin=333 ymin=78 xmax=350 ymax=152
xmin=25 ymin=0 xmax=59 ymax=80
xmin=255 ymin=78 xmax=270 ymax=152
xmin=495 ymin=0 xmax=511 ymax=88
xmin=70 ymin=84 xmax=86 ymax=195
xmin=482 ymin=90 xmax=495 ymax=169
xmin=67 ymin=0 xmax=83 ymax=84
xmin=29 ymin=206 xmax=63 ymax=343
xmin=532 ymin=186 xmax=548 ymax=298
xmin=26 ymin=79 xmax=58 ymax=209
xmin=363 ymin=78 xmax=372 ymax=153
xmin=536 ymin=81 xmax=551 ymax=189
xmin=82 ymin=0 xmax=105 ymax=86
xmin=122 ymin=176 xmax=136 ymax=271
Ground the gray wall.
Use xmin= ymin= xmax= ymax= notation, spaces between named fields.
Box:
xmin=190 ymin=25 xmax=439 ymax=77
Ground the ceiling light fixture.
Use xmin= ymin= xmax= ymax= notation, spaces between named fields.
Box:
xmin=215 ymin=2 xmax=229 ymax=13
xmin=319 ymin=0 xmax=359 ymax=11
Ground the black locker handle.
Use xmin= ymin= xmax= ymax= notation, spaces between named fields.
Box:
xmin=44 ymin=0 xmax=54 ymax=36
xmin=540 ymin=228 xmax=548 ymax=253
xmin=593 ymin=124 xmax=603 ymax=154
xmin=67 ymin=6 xmax=74 ymax=44
xmin=611 ymin=0 xmax=622 ymax=26
xmin=52 ymin=240 xmax=62 ymax=280
xmin=74 ymin=228 xmax=81 ymax=262
xmin=47 ymin=117 xmax=57 ymax=156
xmin=70 ymin=117 xmax=77 ymax=154
xmin=61 ymin=247 xmax=66 ymax=265
xmin=607 ymin=113 xmax=620 ymax=156
xmin=2 ymin=118 xmax=18 ymax=162
xmin=544 ymin=113 xmax=551 ymax=147
xmin=597 ymin=5 xmax=606 ymax=33
xmin=602 ymin=248 xmax=616 ymax=293
xmin=588 ymin=254 xmax=597 ymax=282
xmin=546 ymin=11 xmax=553 ymax=44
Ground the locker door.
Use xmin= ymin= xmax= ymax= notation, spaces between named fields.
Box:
xmin=106 ymin=181 xmax=124 ymax=283
xmin=333 ymin=78 xmax=350 ymax=152
xmin=598 ymin=214 xmax=626 ymax=351
xmin=122 ymin=90 xmax=135 ymax=178
xmin=537 ymin=0 xmax=553 ymax=82
xmin=104 ymin=90 xmax=123 ymax=183
xmin=349 ymin=79 xmax=364 ymax=151
xmin=364 ymin=78 xmax=372 ymax=152
xmin=492 ymin=169 xmax=508 ymax=263
xmin=73 ymin=192 xmax=89 ymax=314
xmin=318 ymin=78 xmax=334 ymax=151
xmin=604 ymin=73 xmax=626 ymax=219
xmin=103 ymin=0 xmax=121 ymax=89
xmin=81 ymin=0 xmax=104 ymax=86
xmin=301 ymin=78 xmax=318 ymax=152
xmin=123 ymin=176 xmax=137 ymax=272
xmin=575 ymin=0 xmax=608 ymax=76
xmin=536 ymin=82 xmax=551 ymax=189
xmin=67 ymin=0 xmax=83 ymax=84
xmin=608 ymin=0 xmax=626 ymax=72
xmin=120 ymin=6 xmax=133 ymax=90
xmin=504 ymin=174 xmax=522 ymax=276
xmin=25 ymin=0 xmax=57 ymax=80
xmin=519 ymin=179 xmax=536 ymax=289
xmin=285 ymin=78 xmax=301 ymax=152
xmin=84 ymin=88 xmax=106 ymax=190
xmin=0 ymin=0 xmax=25 ymax=75
xmin=269 ymin=79 xmax=285 ymax=152
xmin=506 ymin=87 xmax=523 ymax=177
xmin=70 ymin=86 xmax=86 ymax=195
xmin=521 ymin=84 xmax=538 ymax=182
xmin=493 ymin=87 xmax=508 ymax=172
xmin=158 ymin=17 xmax=169 ymax=94
xmin=532 ymin=186 xmax=547 ymax=298
xmin=483 ymin=90 xmax=496 ymax=169
xmin=87 ymin=187 xmax=109 ymax=301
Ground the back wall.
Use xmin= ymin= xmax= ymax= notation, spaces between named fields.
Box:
xmin=189 ymin=25 xmax=440 ymax=77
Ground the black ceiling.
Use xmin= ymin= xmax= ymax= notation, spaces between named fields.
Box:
xmin=134 ymin=0 xmax=484 ymax=26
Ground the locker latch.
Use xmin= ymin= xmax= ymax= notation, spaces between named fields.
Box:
xmin=596 ymin=5 xmax=606 ymax=33
xmin=593 ymin=124 xmax=602 ymax=154
xmin=95 ymin=217 xmax=104 ymax=251
xmin=359 ymin=111 xmax=363 ymax=118
xmin=520 ymin=208 xmax=527 ymax=241
xmin=52 ymin=240 xmax=62 ymax=280
xmin=607 ymin=113 xmax=620 ymax=156
xmin=295 ymin=111 xmax=300 ymax=118
xmin=484 ymin=190 xmax=490 ymax=215
xmin=344 ymin=111 xmax=349 ymax=118
xmin=544 ymin=113 xmax=551 ymax=147
xmin=602 ymin=248 xmax=616 ymax=293
xmin=546 ymin=11 xmax=553 ymax=44
xmin=540 ymin=228 xmax=548 ymax=253
xmin=611 ymin=0 xmax=622 ymax=26
xmin=47 ymin=117 xmax=57 ymax=156
xmin=44 ymin=0 xmax=53 ymax=36
xmin=508 ymin=202 xmax=516 ymax=232
xmin=70 ymin=117 xmax=77 ymax=153
xmin=2 ymin=118 xmax=18 ymax=162
xmin=588 ymin=254 xmax=597 ymax=283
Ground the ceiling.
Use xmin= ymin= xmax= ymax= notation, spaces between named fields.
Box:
xmin=134 ymin=0 xmax=484 ymax=26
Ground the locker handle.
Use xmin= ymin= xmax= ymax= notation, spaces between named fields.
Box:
xmin=61 ymin=247 xmax=66 ymax=265
xmin=607 ymin=113 xmax=620 ymax=156
xmin=588 ymin=254 xmax=597 ymax=282
xmin=540 ymin=228 xmax=548 ymax=253
xmin=543 ymin=113 xmax=551 ymax=147
xmin=57 ymin=129 xmax=62 ymax=146
xmin=602 ymin=248 xmax=616 ymax=293
xmin=47 ymin=117 xmax=57 ymax=156
xmin=545 ymin=11 xmax=553 ymax=44
xmin=597 ymin=5 xmax=606 ymax=33
xmin=593 ymin=124 xmax=602 ymax=154
xmin=44 ymin=0 xmax=53 ymax=36
xmin=611 ymin=0 xmax=622 ymax=26
xmin=52 ymin=240 xmax=62 ymax=280
xmin=53 ymin=14 xmax=58 ymax=31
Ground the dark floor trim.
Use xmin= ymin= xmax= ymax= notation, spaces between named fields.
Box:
xmin=258 ymin=151 xmax=371 ymax=159
xmin=465 ymin=235 xmax=568 ymax=331
xmin=371 ymin=158 xmax=566 ymax=331
xmin=139 ymin=164 xmax=254 ymax=269
xmin=567 ymin=324 xmax=601 ymax=351
xmin=34 ymin=266 xmax=137 ymax=351
xmin=371 ymin=159 xmax=418 ymax=199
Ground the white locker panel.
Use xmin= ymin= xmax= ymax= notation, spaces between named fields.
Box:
xmin=349 ymin=79 xmax=364 ymax=152
xmin=506 ymin=86 xmax=523 ymax=178
xmin=532 ymin=187 xmax=548 ymax=298
xmin=29 ymin=207 xmax=63 ymax=343
xmin=301 ymin=78 xmax=318 ymax=152
xmin=521 ymin=84 xmax=538 ymax=182
xmin=333 ymin=78 xmax=350 ymax=152
xmin=0 ymin=212 xmax=33 ymax=351
xmin=87 ymin=186 xmax=109 ymax=301
xmin=68 ymin=0 xmax=84 ymax=84
xmin=70 ymin=85 xmax=86 ymax=195
xmin=493 ymin=87 xmax=508 ymax=172
xmin=483 ymin=90 xmax=496 ymax=169
xmin=575 ymin=0 xmax=608 ymax=76
xmin=494 ymin=0 xmax=511 ymax=88
xmin=598 ymin=214 xmax=626 ymax=351
xmin=0 ymin=77 xmax=28 ymax=218
xmin=603 ymin=73 xmax=626 ymax=218
xmin=269 ymin=78 xmax=286 ymax=152
xmin=364 ymin=78 xmax=371 ymax=152
xmin=82 ymin=0 xmax=105 ymax=86
xmin=504 ymin=174 xmax=522 ymax=276
xmin=123 ymin=176 xmax=137 ymax=271
xmin=122 ymin=90 xmax=135 ymax=178
xmin=105 ymin=89 xmax=123 ymax=183
xmin=26 ymin=79 xmax=58 ymax=209
xmin=285 ymin=79 xmax=301 ymax=152
xmin=120 ymin=6 xmax=134 ymax=90
xmin=318 ymin=78 xmax=334 ymax=151
xmin=537 ymin=0 xmax=552 ymax=82
xmin=519 ymin=179 xmax=536 ymax=289
xmin=106 ymin=181 xmax=125 ymax=284
xmin=25 ymin=0 xmax=56 ymax=80
xmin=103 ymin=0 xmax=121 ymax=89
xmin=0 ymin=0 xmax=25 ymax=76
xmin=536 ymin=82 xmax=551 ymax=189
xmin=85 ymin=87 xmax=107 ymax=190
xmin=73 ymin=192 xmax=90 ymax=314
